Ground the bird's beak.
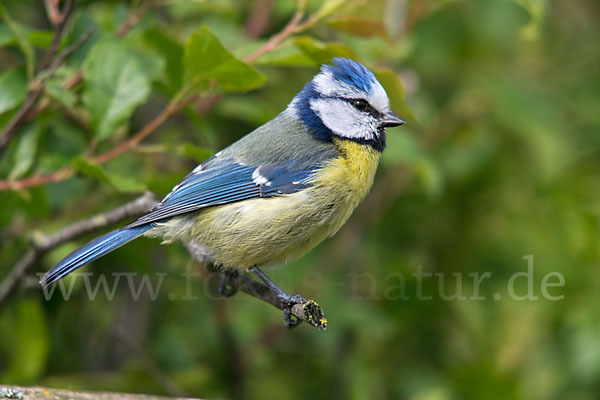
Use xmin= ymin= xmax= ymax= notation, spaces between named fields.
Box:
xmin=380 ymin=113 xmax=406 ymax=128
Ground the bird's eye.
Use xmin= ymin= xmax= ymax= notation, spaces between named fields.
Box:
xmin=352 ymin=99 xmax=368 ymax=111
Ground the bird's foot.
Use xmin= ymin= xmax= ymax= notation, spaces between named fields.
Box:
xmin=280 ymin=293 xmax=305 ymax=329
xmin=248 ymin=266 xmax=327 ymax=330
xmin=218 ymin=269 xmax=238 ymax=297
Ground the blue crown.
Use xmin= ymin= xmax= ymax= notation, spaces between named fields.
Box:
xmin=323 ymin=57 xmax=377 ymax=93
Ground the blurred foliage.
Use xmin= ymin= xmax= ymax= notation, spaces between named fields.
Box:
xmin=1 ymin=0 xmax=600 ymax=399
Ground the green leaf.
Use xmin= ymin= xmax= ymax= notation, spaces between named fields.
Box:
xmin=294 ymin=36 xmax=357 ymax=64
xmin=0 ymin=67 xmax=27 ymax=114
xmin=83 ymin=39 xmax=158 ymax=140
xmin=326 ymin=16 xmax=388 ymax=39
xmin=129 ymin=45 xmax=165 ymax=82
xmin=73 ymin=156 xmax=112 ymax=185
xmin=73 ymin=157 xmax=146 ymax=193
xmin=143 ymin=28 xmax=184 ymax=90
xmin=8 ymin=122 xmax=41 ymax=179
xmin=184 ymin=26 xmax=266 ymax=92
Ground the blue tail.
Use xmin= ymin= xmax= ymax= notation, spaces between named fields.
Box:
xmin=40 ymin=224 xmax=153 ymax=287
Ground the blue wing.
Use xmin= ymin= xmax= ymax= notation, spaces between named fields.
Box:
xmin=124 ymin=157 xmax=317 ymax=228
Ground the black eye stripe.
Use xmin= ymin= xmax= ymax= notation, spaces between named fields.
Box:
xmin=343 ymin=97 xmax=381 ymax=118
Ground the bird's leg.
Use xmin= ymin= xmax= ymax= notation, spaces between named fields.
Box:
xmin=249 ymin=265 xmax=304 ymax=328
xmin=218 ymin=268 xmax=239 ymax=297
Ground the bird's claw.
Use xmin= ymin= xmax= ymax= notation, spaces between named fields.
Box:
xmin=218 ymin=270 xmax=238 ymax=297
xmin=280 ymin=294 xmax=306 ymax=329
xmin=283 ymin=308 xmax=300 ymax=329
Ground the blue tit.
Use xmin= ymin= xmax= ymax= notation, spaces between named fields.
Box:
xmin=41 ymin=57 xmax=405 ymax=322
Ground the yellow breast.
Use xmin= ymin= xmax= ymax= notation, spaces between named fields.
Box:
xmin=314 ymin=138 xmax=381 ymax=218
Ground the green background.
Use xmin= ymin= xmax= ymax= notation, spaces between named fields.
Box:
xmin=1 ymin=0 xmax=599 ymax=399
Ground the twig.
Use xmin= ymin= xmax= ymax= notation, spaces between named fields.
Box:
xmin=0 ymin=192 xmax=158 ymax=312
xmin=117 ymin=0 xmax=158 ymax=38
xmin=40 ymin=0 xmax=74 ymax=70
xmin=244 ymin=4 xmax=305 ymax=64
xmin=0 ymin=28 xmax=92 ymax=157
xmin=244 ymin=0 xmax=275 ymax=39
xmin=44 ymin=0 xmax=62 ymax=25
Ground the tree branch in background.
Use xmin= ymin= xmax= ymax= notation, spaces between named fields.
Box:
xmin=0 ymin=192 xmax=158 ymax=312
xmin=244 ymin=2 xmax=305 ymax=64
xmin=117 ymin=0 xmax=159 ymax=38
xmin=244 ymin=0 xmax=275 ymax=39
xmin=40 ymin=0 xmax=74 ymax=70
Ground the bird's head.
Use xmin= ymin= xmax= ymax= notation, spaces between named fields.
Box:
xmin=287 ymin=57 xmax=405 ymax=152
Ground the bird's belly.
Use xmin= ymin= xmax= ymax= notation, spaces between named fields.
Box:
xmin=182 ymin=187 xmax=355 ymax=269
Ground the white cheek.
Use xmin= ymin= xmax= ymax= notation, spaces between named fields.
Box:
xmin=310 ymin=99 xmax=377 ymax=141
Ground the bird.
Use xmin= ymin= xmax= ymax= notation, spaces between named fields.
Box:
xmin=40 ymin=57 xmax=405 ymax=327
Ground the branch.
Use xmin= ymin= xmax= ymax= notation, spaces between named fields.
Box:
xmin=0 ymin=27 xmax=92 ymax=156
xmin=244 ymin=0 xmax=275 ymax=39
xmin=117 ymin=0 xmax=158 ymax=39
xmin=244 ymin=3 xmax=305 ymax=64
xmin=0 ymin=192 xmax=158 ymax=312
xmin=40 ymin=0 xmax=74 ymax=70
xmin=0 ymin=386 xmax=200 ymax=400
xmin=184 ymin=242 xmax=327 ymax=331
xmin=44 ymin=0 xmax=62 ymax=25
